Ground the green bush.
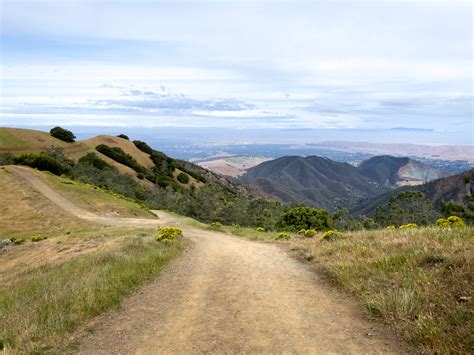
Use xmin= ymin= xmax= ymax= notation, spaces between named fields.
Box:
xmin=303 ymin=229 xmax=316 ymax=238
xmin=177 ymin=172 xmax=190 ymax=184
xmin=437 ymin=216 xmax=465 ymax=228
xmin=14 ymin=153 xmax=69 ymax=176
xmin=136 ymin=173 xmax=145 ymax=180
xmin=255 ymin=227 xmax=265 ymax=232
xmin=276 ymin=232 xmax=290 ymax=240
xmin=50 ymin=126 xmax=76 ymax=142
xmin=277 ymin=206 xmax=333 ymax=232
xmin=31 ymin=235 xmax=47 ymax=242
xmin=297 ymin=229 xmax=307 ymax=235
xmin=78 ymin=153 xmax=112 ymax=170
xmin=10 ymin=237 xmax=25 ymax=245
xmin=322 ymin=230 xmax=343 ymax=241
xmin=156 ymin=227 xmax=182 ymax=243
xmin=386 ymin=225 xmax=396 ymax=230
xmin=133 ymin=140 xmax=153 ymax=155
xmin=117 ymin=134 xmax=129 ymax=140
xmin=95 ymin=144 xmax=145 ymax=173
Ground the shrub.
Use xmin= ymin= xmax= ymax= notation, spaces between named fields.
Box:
xmin=14 ymin=153 xmax=69 ymax=176
xmin=436 ymin=218 xmax=450 ymax=227
xmin=156 ymin=227 xmax=182 ymax=243
xmin=386 ymin=225 xmax=396 ymax=230
xmin=136 ymin=173 xmax=145 ymax=180
xmin=78 ymin=152 xmax=112 ymax=170
xmin=210 ymin=221 xmax=223 ymax=230
xmin=276 ymin=232 xmax=290 ymax=240
xmin=31 ymin=235 xmax=47 ymax=242
xmin=447 ymin=216 xmax=464 ymax=227
xmin=50 ymin=126 xmax=76 ymax=142
xmin=117 ymin=134 xmax=129 ymax=140
xmin=133 ymin=140 xmax=153 ymax=155
xmin=177 ymin=172 xmax=190 ymax=184
xmin=277 ymin=206 xmax=333 ymax=232
xmin=322 ymin=230 xmax=343 ymax=241
xmin=95 ymin=144 xmax=145 ymax=173
xmin=256 ymin=227 xmax=265 ymax=232
xmin=399 ymin=223 xmax=418 ymax=229
xmin=303 ymin=229 xmax=316 ymax=238
xmin=297 ymin=229 xmax=307 ymax=235
xmin=10 ymin=237 xmax=25 ymax=245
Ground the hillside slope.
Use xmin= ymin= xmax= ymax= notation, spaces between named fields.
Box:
xmin=240 ymin=155 xmax=385 ymax=209
xmin=352 ymin=170 xmax=474 ymax=216
xmin=358 ymin=155 xmax=449 ymax=186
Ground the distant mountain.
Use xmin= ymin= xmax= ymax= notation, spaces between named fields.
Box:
xmin=351 ymin=170 xmax=474 ymax=217
xmin=358 ymin=155 xmax=450 ymax=187
xmin=240 ymin=155 xmax=386 ymax=210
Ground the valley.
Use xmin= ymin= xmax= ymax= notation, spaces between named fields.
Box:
xmin=0 ymin=127 xmax=473 ymax=353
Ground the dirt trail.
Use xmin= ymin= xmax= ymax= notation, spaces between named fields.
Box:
xmin=11 ymin=166 xmax=406 ymax=353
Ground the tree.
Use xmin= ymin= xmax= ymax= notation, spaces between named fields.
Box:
xmin=375 ymin=191 xmax=438 ymax=227
xmin=276 ymin=206 xmax=333 ymax=231
xmin=117 ymin=134 xmax=129 ymax=140
xmin=177 ymin=172 xmax=190 ymax=184
xmin=50 ymin=126 xmax=76 ymax=142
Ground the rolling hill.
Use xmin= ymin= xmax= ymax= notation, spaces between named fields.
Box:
xmin=240 ymin=155 xmax=387 ymax=210
xmin=358 ymin=155 xmax=449 ymax=186
xmin=351 ymin=169 xmax=474 ymax=217
xmin=0 ymin=127 xmax=284 ymax=227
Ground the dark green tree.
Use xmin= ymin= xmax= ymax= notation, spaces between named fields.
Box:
xmin=277 ymin=206 xmax=333 ymax=231
xmin=50 ymin=126 xmax=76 ymax=142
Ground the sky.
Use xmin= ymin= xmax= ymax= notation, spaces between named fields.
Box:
xmin=1 ymin=0 xmax=473 ymax=145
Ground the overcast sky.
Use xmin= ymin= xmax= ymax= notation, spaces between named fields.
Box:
xmin=1 ymin=0 xmax=472 ymax=144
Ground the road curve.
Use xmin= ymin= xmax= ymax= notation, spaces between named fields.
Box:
xmin=11 ymin=165 xmax=406 ymax=353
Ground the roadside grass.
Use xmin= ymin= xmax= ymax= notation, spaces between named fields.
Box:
xmin=0 ymin=167 xmax=87 ymax=238
xmin=292 ymin=226 xmax=474 ymax=353
xmin=43 ymin=173 xmax=153 ymax=218
xmin=0 ymin=233 xmax=185 ymax=353
xmin=171 ymin=214 xmax=285 ymax=240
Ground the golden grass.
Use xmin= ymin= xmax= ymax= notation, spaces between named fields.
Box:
xmin=0 ymin=233 xmax=184 ymax=353
xmin=292 ymin=227 xmax=474 ymax=353
xmin=42 ymin=173 xmax=154 ymax=218
xmin=0 ymin=167 xmax=87 ymax=239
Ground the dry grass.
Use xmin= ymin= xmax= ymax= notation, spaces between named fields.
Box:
xmin=292 ymin=227 xmax=474 ymax=353
xmin=0 ymin=233 xmax=184 ymax=353
xmin=42 ymin=173 xmax=153 ymax=218
xmin=0 ymin=166 xmax=87 ymax=239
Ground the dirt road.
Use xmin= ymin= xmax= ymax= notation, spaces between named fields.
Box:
xmin=11 ymin=166 xmax=405 ymax=353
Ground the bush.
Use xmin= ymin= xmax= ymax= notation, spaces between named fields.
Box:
xmin=437 ymin=216 xmax=465 ymax=228
xmin=399 ymin=223 xmax=418 ymax=229
xmin=95 ymin=144 xmax=145 ymax=173
xmin=14 ymin=153 xmax=69 ymax=175
xmin=303 ymin=229 xmax=316 ymax=238
xmin=156 ymin=227 xmax=182 ymax=243
xmin=78 ymin=153 xmax=112 ymax=170
xmin=386 ymin=225 xmax=396 ymax=230
xmin=133 ymin=140 xmax=153 ymax=155
xmin=50 ymin=126 xmax=76 ymax=142
xmin=177 ymin=172 xmax=190 ymax=184
xmin=297 ymin=229 xmax=307 ymax=235
xmin=10 ymin=237 xmax=25 ymax=245
xmin=276 ymin=232 xmax=290 ymax=240
xmin=256 ymin=227 xmax=265 ymax=232
xmin=117 ymin=134 xmax=129 ymax=140
xmin=136 ymin=173 xmax=145 ymax=180
xmin=31 ymin=235 xmax=47 ymax=242
xmin=0 ymin=153 xmax=14 ymax=166
xmin=322 ymin=230 xmax=343 ymax=241
xmin=277 ymin=206 xmax=333 ymax=232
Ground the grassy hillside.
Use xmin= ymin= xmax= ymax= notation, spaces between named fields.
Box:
xmin=0 ymin=165 xmax=184 ymax=352
xmin=291 ymin=227 xmax=473 ymax=353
